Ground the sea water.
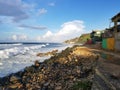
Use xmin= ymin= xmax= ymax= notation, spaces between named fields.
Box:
xmin=0 ymin=42 xmax=71 ymax=77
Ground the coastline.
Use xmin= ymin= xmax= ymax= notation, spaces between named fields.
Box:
xmin=0 ymin=45 xmax=98 ymax=90
xmin=0 ymin=43 xmax=71 ymax=77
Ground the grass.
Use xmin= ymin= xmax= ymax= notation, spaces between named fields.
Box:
xmin=77 ymin=34 xmax=91 ymax=43
xmin=71 ymin=81 xmax=92 ymax=90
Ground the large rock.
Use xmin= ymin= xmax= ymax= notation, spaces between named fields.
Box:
xmin=37 ymin=49 xmax=58 ymax=57
xmin=34 ymin=60 xmax=40 ymax=67
xmin=9 ymin=83 xmax=22 ymax=89
xmin=10 ymin=75 xmax=21 ymax=83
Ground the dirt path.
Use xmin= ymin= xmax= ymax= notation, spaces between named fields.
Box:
xmin=84 ymin=45 xmax=120 ymax=89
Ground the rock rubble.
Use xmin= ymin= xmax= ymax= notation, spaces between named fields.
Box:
xmin=37 ymin=49 xmax=58 ymax=57
xmin=0 ymin=45 xmax=98 ymax=90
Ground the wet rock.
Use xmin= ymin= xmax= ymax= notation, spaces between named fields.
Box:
xmin=44 ymin=82 xmax=50 ymax=87
xmin=0 ymin=77 xmax=9 ymax=85
xmin=50 ymin=83 xmax=54 ymax=87
xmin=9 ymin=83 xmax=22 ymax=89
xmin=37 ymin=53 xmax=45 ymax=57
xmin=55 ymin=86 xmax=62 ymax=90
xmin=37 ymin=49 xmax=58 ymax=57
xmin=26 ymin=83 xmax=31 ymax=88
xmin=46 ymin=49 xmax=58 ymax=56
xmin=34 ymin=60 xmax=40 ymax=67
xmin=10 ymin=75 xmax=21 ymax=83
xmin=41 ymin=86 xmax=48 ymax=90
xmin=35 ymin=84 xmax=41 ymax=89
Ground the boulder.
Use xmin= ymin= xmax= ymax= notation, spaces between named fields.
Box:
xmin=10 ymin=75 xmax=21 ymax=83
xmin=37 ymin=49 xmax=58 ymax=57
xmin=9 ymin=83 xmax=22 ymax=89
xmin=34 ymin=60 xmax=40 ymax=67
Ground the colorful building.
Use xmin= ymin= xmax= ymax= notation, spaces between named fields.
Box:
xmin=90 ymin=30 xmax=103 ymax=44
xmin=111 ymin=12 xmax=120 ymax=51
xmin=102 ymin=12 xmax=120 ymax=51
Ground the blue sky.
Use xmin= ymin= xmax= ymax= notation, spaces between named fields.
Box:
xmin=0 ymin=0 xmax=120 ymax=42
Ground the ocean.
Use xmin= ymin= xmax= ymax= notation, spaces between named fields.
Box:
xmin=0 ymin=42 xmax=71 ymax=77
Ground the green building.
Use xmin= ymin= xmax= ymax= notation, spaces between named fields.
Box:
xmin=90 ymin=30 xmax=103 ymax=43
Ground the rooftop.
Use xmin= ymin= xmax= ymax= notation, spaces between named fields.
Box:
xmin=111 ymin=12 xmax=120 ymax=22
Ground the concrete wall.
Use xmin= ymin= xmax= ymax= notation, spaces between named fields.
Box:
xmin=115 ymin=32 xmax=120 ymax=51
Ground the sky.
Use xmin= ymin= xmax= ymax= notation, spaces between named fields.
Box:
xmin=0 ymin=0 xmax=120 ymax=42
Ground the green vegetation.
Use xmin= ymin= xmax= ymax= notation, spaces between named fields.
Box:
xmin=77 ymin=34 xmax=91 ymax=43
xmin=71 ymin=81 xmax=92 ymax=90
xmin=64 ymin=33 xmax=90 ymax=44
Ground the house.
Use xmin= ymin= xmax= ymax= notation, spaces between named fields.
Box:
xmin=102 ymin=28 xmax=115 ymax=50
xmin=102 ymin=12 xmax=120 ymax=51
xmin=111 ymin=12 xmax=120 ymax=51
xmin=90 ymin=30 xmax=103 ymax=44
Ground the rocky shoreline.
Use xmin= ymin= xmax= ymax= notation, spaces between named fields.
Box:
xmin=0 ymin=45 xmax=99 ymax=90
xmin=37 ymin=49 xmax=58 ymax=57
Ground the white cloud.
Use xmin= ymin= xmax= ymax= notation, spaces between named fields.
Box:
xmin=48 ymin=2 xmax=55 ymax=6
xmin=12 ymin=35 xmax=17 ymax=41
xmin=12 ymin=34 xmax=28 ymax=41
xmin=36 ymin=20 xmax=85 ymax=42
xmin=18 ymin=24 xmax=47 ymax=30
xmin=38 ymin=8 xmax=47 ymax=15
xmin=0 ymin=0 xmax=34 ymax=22
xmin=43 ymin=31 xmax=53 ymax=38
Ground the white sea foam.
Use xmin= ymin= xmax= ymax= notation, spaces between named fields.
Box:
xmin=0 ymin=44 xmax=47 ymax=59
xmin=0 ymin=43 xmax=71 ymax=77
xmin=0 ymin=62 xmax=3 ymax=65
xmin=0 ymin=43 xmax=22 ymax=47
xmin=46 ymin=43 xmax=49 ymax=46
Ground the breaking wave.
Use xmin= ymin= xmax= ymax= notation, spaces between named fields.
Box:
xmin=0 ymin=44 xmax=47 ymax=59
